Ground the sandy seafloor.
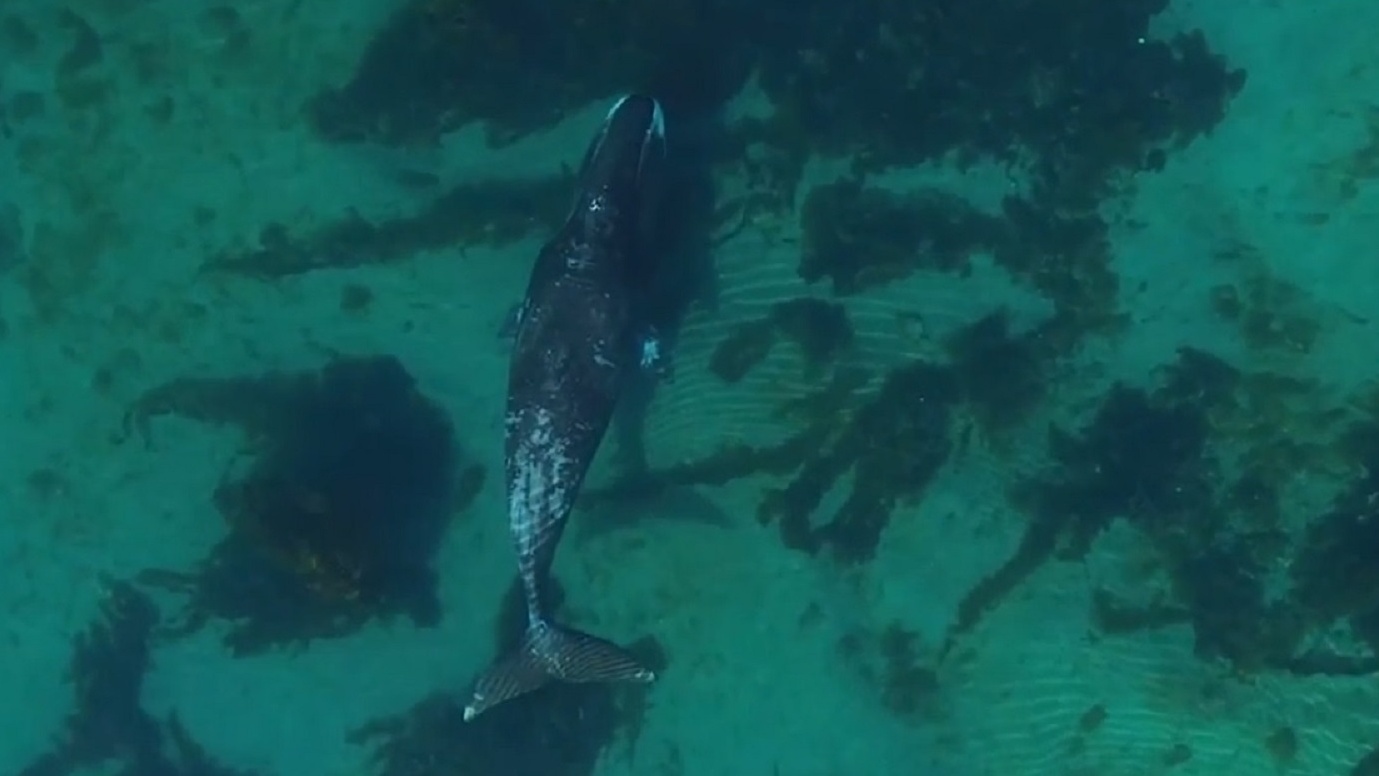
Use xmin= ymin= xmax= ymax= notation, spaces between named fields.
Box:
xmin=3 ymin=1 xmax=1379 ymax=775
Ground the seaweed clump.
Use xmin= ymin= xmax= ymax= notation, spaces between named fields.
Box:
xmin=944 ymin=310 xmax=1048 ymax=435
xmin=759 ymin=360 xmax=958 ymax=564
xmin=350 ymin=579 xmax=665 ymax=776
xmin=308 ymin=0 xmax=754 ymax=147
xmin=708 ymin=297 xmax=854 ymax=383
xmin=798 ymin=181 xmax=994 ymax=294
xmin=944 ymin=350 xmax=1218 ymax=651
xmin=17 ymin=579 xmax=260 ymax=776
xmin=754 ymin=2 xmax=1245 ymax=201
xmin=204 ymin=175 xmax=572 ymax=279
xmin=309 ymin=0 xmax=1244 ymax=205
xmin=18 ymin=579 xmax=161 ymax=776
xmin=125 ymin=354 xmax=483 ymax=655
xmin=1290 ymin=423 xmax=1379 ymax=659
xmin=943 ymin=348 xmax=1304 ymax=670
xmin=838 ymin=621 xmax=942 ymax=723
xmin=589 ymin=309 xmax=1050 ymax=565
xmin=797 ymin=178 xmax=1121 ymax=355
xmin=940 ymin=347 xmax=1379 ymax=678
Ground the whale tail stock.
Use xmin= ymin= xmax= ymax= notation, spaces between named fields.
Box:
xmin=462 ymin=619 xmax=656 ymax=721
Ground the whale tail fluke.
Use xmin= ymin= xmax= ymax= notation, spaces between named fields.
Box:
xmin=463 ymin=619 xmax=655 ymax=721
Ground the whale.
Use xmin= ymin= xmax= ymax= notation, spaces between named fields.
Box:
xmin=463 ymin=94 xmax=667 ymax=721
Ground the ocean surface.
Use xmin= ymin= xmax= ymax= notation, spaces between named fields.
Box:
xmin=3 ymin=1 xmax=1379 ymax=775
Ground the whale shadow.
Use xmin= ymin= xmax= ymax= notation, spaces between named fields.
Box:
xmin=610 ymin=98 xmax=726 ymax=478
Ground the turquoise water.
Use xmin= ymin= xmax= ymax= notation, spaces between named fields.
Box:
xmin=3 ymin=1 xmax=1379 ymax=774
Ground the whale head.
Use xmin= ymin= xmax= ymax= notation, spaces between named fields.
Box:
xmin=569 ymin=94 xmax=666 ymax=241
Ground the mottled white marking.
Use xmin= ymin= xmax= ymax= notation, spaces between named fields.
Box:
xmin=649 ymin=102 xmax=665 ymax=140
xmin=565 ymin=242 xmax=597 ymax=272
xmin=509 ymin=406 xmax=573 ymax=562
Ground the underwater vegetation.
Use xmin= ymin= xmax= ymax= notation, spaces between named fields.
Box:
xmin=124 ymin=354 xmax=483 ymax=655
xmin=837 ymin=619 xmax=943 ymax=723
xmin=796 ymin=179 xmax=1120 ymax=355
xmin=17 ymin=579 xmax=261 ymax=776
xmin=271 ymin=0 xmax=1244 ymax=336
xmin=203 ymin=175 xmax=574 ymax=280
xmin=752 ymin=3 xmax=1243 ymax=195
xmin=707 ymin=297 xmax=854 ymax=384
xmin=1292 ymin=422 xmax=1379 ymax=665
xmin=946 ymin=349 xmax=1231 ymax=658
xmin=761 ymin=360 xmax=958 ymax=564
xmin=350 ymin=579 xmax=665 ymax=776
xmin=309 ymin=0 xmax=1242 ymax=191
xmin=308 ymin=0 xmax=751 ymax=147
xmin=594 ymin=318 xmax=1379 ymax=689
xmin=588 ymin=310 xmax=1045 ymax=567
xmin=797 ymin=182 xmax=995 ymax=293
xmin=297 ymin=0 xmax=1245 ymax=288
xmin=948 ymin=348 xmax=1379 ymax=683
xmin=247 ymin=0 xmax=1248 ymax=428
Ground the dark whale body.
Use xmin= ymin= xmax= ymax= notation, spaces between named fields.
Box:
xmin=464 ymin=94 xmax=666 ymax=721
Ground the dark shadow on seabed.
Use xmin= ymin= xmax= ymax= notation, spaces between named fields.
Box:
xmin=609 ymin=98 xmax=725 ymax=478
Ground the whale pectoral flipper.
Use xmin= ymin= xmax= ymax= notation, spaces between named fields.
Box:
xmin=637 ymin=326 xmax=674 ymax=380
xmin=463 ymin=620 xmax=655 ymax=721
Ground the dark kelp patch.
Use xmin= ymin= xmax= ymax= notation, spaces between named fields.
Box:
xmin=944 ymin=310 xmax=1048 ymax=436
xmin=588 ymin=363 xmax=950 ymax=566
xmin=309 ymin=0 xmax=1245 ymax=205
xmin=943 ymin=349 xmax=1241 ymax=659
xmin=1291 ymin=421 xmax=1379 ymax=667
xmin=697 ymin=0 xmax=1245 ymax=308
xmin=622 ymin=339 xmax=1368 ymax=680
xmin=124 ymin=355 xmax=484 ymax=655
xmin=795 ymin=178 xmax=1122 ymax=357
xmin=759 ymin=360 xmax=958 ymax=564
xmin=268 ymin=0 xmax=1245 ymax=354
xmin=838 ymin=621 xmax=943 ymax=724
xmin=588 ymin=309 xmax=1050 ymax=565
xmin=308 ymin=0 xmax=753 ymax=148
xmin=16 ymin=579 xmax=262 ymax=776
xmin=946 ymin=347 xmax=1379 ymax=678
xmin=798 ymin=181 xmax=990 ymax=294
xmin=752 ymin=4 xmax=1245 ymax=203
xmin=203 ymin=176 xmax=571 ymax=279
xmin=293 ymin=0 xmax=1246 ymax=329
xmin=707 ymin=297 xmax=854 ymax=384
